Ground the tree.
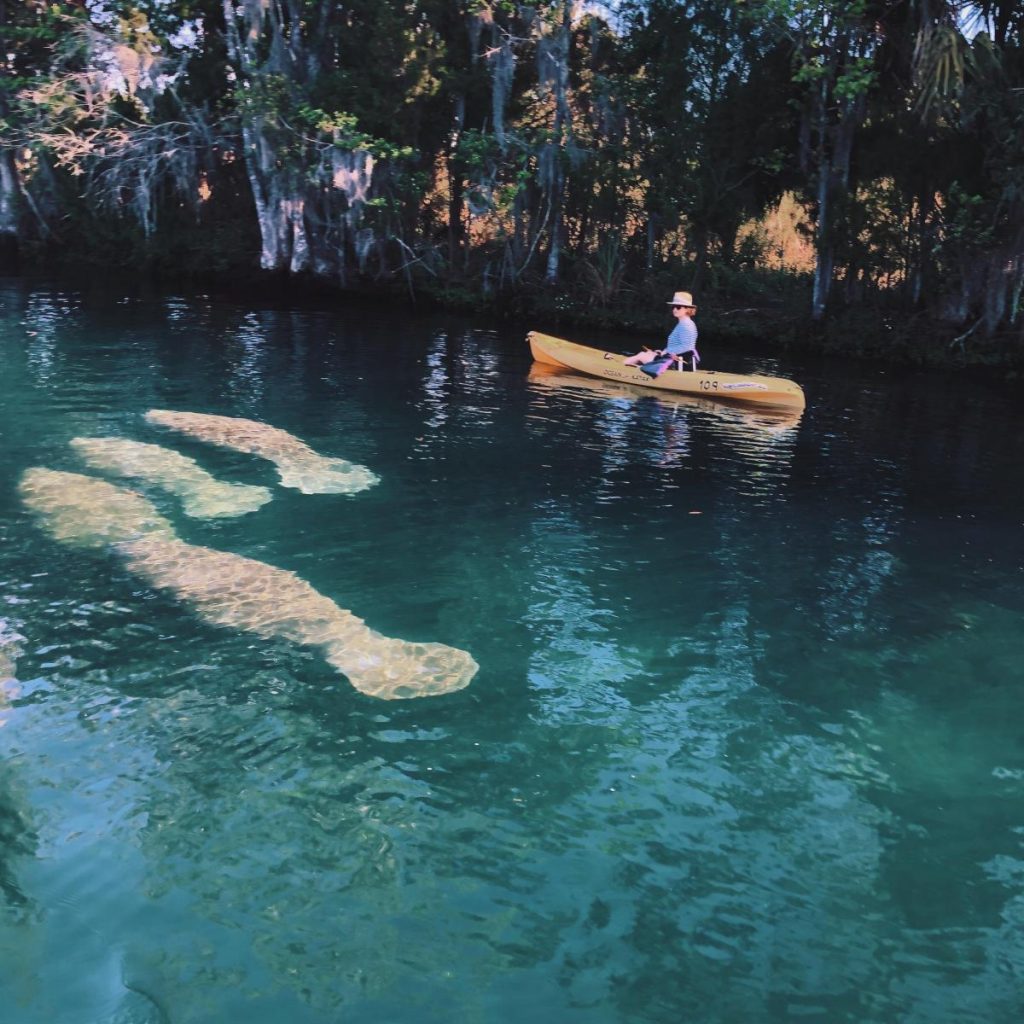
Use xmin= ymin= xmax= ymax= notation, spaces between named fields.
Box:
xmin=0 ymin=0 xmax=71 ymax=263
xmin=752 ymin=0 xmax=881 ymax=319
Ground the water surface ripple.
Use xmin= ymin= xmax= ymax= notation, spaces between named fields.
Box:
xmin=1 ymin=279 xmax=1023 ymax=1023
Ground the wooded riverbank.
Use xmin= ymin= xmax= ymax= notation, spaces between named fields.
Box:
xmin=11 ymin=252 xmax=1021 ymax=374
xmin=3 ymin=2 xmax=1023 ymax=371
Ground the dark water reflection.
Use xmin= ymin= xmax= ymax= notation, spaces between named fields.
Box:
xmin=1 ymin=278 xmax=1023 ymax=1023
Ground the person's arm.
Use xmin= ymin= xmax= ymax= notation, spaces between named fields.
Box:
xmin=663 ymin=324 xmax=682 ymax=356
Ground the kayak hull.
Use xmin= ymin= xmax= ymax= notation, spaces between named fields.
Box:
xmin=528 ymin=331 xmax=806 ymax=409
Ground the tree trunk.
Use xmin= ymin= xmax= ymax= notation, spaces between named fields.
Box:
xmin=222 ymin=0 xmax=310 ymax=274
xmin=545 ymin=212 xmax=562 ymax=284
xmin=238 ymin=122 xmax=282 ymax=270
xmin=689 ymin=225 xmax=710 ymax=294
xmin=0 ymin=146 xmax=20 ymax=270
xmin=1009 ymin=257 xmax=1024 ymax=327
xmin=811 ymin=149 xmax=833 ymax=320
xmin=0 ymin=81 xmax=21 ymax=269
xmin=542 ymin=1 xmax=572 ymax=286
xmin=811 ymin=93 xmax=863 ymax=319
xmin=240 ymin=133 xmax=310 ymax=273
xmin=912 ymin=188 xmax=936 ymax=308
xmin=718 ymin=222 xmax=739 ymax=267
xmin=807 ymin=30 xmax=867 ymax=322
xmin=447 ymin=93 xmax=466 ymax=267
xmin=286 ymin=197 xmax=310 ymax=274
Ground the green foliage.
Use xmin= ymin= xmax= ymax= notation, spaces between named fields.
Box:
xmin=455 ymin=129 xmax=502 ymax=173
xmin=835 ymin=57 xmax=876 ymax=99
xmin=941 ymin=185 xmax=993 ymax=249
xmin=576 ymin=233 xmax=628 ymax=306
xmin=4 ymin=0 xmax=1024 ymax=358
xmin=295 ymin=105 xmax=413 ymax=160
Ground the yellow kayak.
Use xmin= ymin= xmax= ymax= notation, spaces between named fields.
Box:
xmin=527 ymin=365 xmax=803 ymax=436
xmin=528 ymin=330 xmax=806 ymax=410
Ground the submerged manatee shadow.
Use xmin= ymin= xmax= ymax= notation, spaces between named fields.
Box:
xmin=145 ymin=410 xmax=379 ymax=495
xmin=71 ymin=436 xmax=273 ymax=518
xmin=18 ymin=469 xmax=477 ymax=700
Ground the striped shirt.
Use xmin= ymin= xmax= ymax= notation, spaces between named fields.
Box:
xmin=665 ymin=318 xmax=698 ymax=356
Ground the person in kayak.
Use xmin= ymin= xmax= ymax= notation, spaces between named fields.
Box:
xmin=624 ymin=291 xmax=699 ymax=375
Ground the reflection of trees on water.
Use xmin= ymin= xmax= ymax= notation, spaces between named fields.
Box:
xmin=856 ymin=604 xmax=1024 ymax=879
xmin=505 ymin=511 xmax=899 ymax=1016
xmin=1 ymin=290 xmax=70 ymax=435
xmin=224 ymin=311 xmax=270 ymax=410
xmin=2 ymin=591 xmax=1016 ymax=1020
xmin=701 ymin=382 xmax=908 ymax=705
xmin=0 ymin=773 xmax=41 ymax=1012
xmin=0 ymin=686 xmax=169 ymax=1022
xmin=7 ymin=286 xmax=177 ymax=417
xmin=0 ymin=613 xmax=143 ymax=1023
xmin=0 ymin=618 xmax=36 ymax=916
xmin=518 ymin=366 xmax=1024 ymax=1019
xmin=527 ymin=609 xmax=1023 ymax=1020
xmin=7 ymin=288 xmax=383 ymax=458
xmin=525 ymin=367 xmax=802 ymax=506
xmin=592 ymin=396 xmax=693 ymax=479
xmin=13 ymin=485 xmax=1019 ymax=1014
xmin=435 ymin=478 xmax=898 ymax=1016
xmin=153 ymin=307 xmax=325 ymax=421
xmin=413 ymin=329 xmax=503 ymax=459
xmin=547 ymin=703 xmax=893 ymax=1019
xmin=119 ymin=689 xmax=627 ymax=1020
xmin=519 ymin=501 xmax=644 ymax=725
xmin=1 ymin=617 xmax=24 ymax=730
xmin=671 ymin=427 xmax=1024 ymax=1016
xmin=22 ymin=293 xmax=71 ymax=388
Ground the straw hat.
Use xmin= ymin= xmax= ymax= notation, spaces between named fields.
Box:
xmin=667 ymin=291 xmax=697 ymax=308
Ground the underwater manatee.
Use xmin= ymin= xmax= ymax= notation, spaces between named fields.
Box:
xmin=18 ymin=469 xmax=476 ymax=700
xmin=71 ymin=437 xmax=272 ymax=518
xmin=144 ymin=410 xmax=379 ymax=495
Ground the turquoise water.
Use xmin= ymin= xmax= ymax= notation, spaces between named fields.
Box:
xmin=1 ymin=278 xmax=1023 ymax=1023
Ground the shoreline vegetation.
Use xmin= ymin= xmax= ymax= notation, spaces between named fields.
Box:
xmin=3 ymin=2 xmax=1022 ymax=372
xmin=14 ymin=253 xmax=1022 ymax=374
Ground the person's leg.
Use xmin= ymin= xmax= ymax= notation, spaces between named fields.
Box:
xmin=624 ymin=350 xmax=656 ymax=367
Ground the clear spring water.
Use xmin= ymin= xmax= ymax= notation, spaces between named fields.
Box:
xmin=1 ymin=278 xmax=1023 ymax=1023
